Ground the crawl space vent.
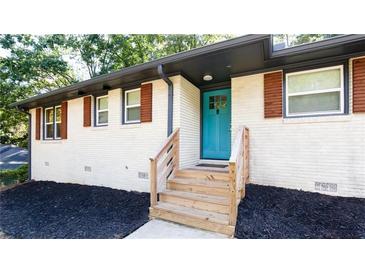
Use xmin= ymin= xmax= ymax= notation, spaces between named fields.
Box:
xmin=84 ymin=166 xmax=92 ymax=172
xmin=138 ymin=172 xmax=149 ymax=179
xmin=315 ymin=182 xmax=337 ymax=193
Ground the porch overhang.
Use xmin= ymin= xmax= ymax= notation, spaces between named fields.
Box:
xmin=11 ymin=34 xmax=365 ymax=110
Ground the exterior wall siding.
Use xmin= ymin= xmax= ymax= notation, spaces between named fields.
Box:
xmin=30 ymin=75 xmax=200 ymax=192
xmin=31 ymin=78 xmax=174 ymax=192
xmin=178 ymin=76 xmax=201 ymax=168
xmin=231 ymin=58 xmax=365 ymax=198
xmin=30 ymin=57 xmax=365 ymax=198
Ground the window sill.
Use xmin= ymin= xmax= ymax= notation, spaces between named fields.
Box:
xmin=120 ymin=123 xmax=142 ymax=129
xmin=91 ymin=126 xmax=109 ymax=131
xmin=283 ymin=114 xmax=352 ymax=124
xmin=40 ymin=140 xmax=62 ymax=144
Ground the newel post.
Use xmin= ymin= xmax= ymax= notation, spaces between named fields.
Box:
xmin=150 ymin=159 xmax=157 ymax=206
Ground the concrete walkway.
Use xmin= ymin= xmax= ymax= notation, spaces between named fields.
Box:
xmin=126 ymin=219 xmax=229 ymax=239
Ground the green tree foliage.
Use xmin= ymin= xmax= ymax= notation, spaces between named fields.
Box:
xmin=0 ymin=35 xmax=76 ymax=146
xmin=0 ymin=164 xmax=28 ymax=186
xmin=63 ymin=34 xmax=230 ymax=78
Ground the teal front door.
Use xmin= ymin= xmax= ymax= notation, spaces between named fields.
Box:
xmin=202 ymin=89 xmax=231 ymax=160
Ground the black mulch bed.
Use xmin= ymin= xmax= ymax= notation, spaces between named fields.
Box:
xmin=235 ymin=184 xmax=365 ymax=239
xmin=0 ymin=181 xmax=150 ymax=239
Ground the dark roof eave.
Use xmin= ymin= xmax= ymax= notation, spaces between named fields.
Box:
xmin=11 ymin=34 xmax=365 ymax=109
xmin=10 ymin=34 xmax=270 ymax=109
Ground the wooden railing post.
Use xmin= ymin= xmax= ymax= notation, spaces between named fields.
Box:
xmin=150 ymin=158 xmax=157 ymax=206
xmin=228 ymin=126 xmax=250 ymax=225
xmin=174 ymin=134 xmax=180 ymax=171
xmin=241 ymin=128 xmax=249 ymax=199
xmin=228 ymin=162 xmax=237 ymax=225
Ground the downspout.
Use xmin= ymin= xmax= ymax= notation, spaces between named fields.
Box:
xmin=16 ymin=107 xmax=31 ymax=181
xmin=157 ymin=64 xmax=173 ymax=136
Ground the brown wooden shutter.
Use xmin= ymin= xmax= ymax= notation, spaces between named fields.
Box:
xmin=83 ymin=96 xmax=92 ymax=127
xmin=35 ymin=108 xmax=41 ymax=140
xmin=61 ymin=101 xmax=68 ymax=139
xmin=140 ymin=83 xmax=153 ymax=122
xmin=353 ymin=58 xmax=365 ymax=113
xmin=264 ymin=71 xmax=283 ymax=118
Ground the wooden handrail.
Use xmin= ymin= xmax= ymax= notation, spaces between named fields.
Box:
xmin=228 ymin=126 xmax=249 ymax=225
xmin=150 ymin=128 xmax=180 ymax=206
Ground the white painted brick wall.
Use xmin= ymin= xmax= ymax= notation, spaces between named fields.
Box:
xmin=30 ymin=78 xmax=174 ymax=192
xmin=30 ymin=59 xmax=365 ymax=198
xmin=30 ymin=75 xmax=201 ymax=192
xmin=178 ymin=76 xmax=201 ymax=168
xmin=231 ymin=59 xmax=365 ymax=198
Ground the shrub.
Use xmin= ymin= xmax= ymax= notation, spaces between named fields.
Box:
xmin=0 ymin=164 xmax=28 ymax=187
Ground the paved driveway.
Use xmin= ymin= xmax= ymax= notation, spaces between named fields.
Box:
xmin=0 ymin=145 xmax=28 ymax=170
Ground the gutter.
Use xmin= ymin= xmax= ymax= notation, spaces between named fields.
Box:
xmin=15 ymin=107 xmax=31 ymax=181
xmin=157 ymin=64 xmax=173 ymax=136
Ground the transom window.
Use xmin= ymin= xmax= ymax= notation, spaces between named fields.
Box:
xmin=125 ymin=89 xmax=141 ymax=123
xmin=96 ymin=95 xmax=108 ymax=126
xmin=44 ymin=106 xmax=61 ymax=139
xmin=285 ymin=65 xmax=344 ymax=117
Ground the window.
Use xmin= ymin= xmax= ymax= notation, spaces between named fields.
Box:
xmin=96 ymin=95 xmax=108 ymax=126
xmin=285 ymin=65 xmax=344 ymax=117
xmin=272 ymin=34 xmax=343 ymax=51
xmin=125 ymin=89 xmax=140 ymax=123
xmin=44 ymin=106 xmax=61 ymax=139
xmin=209 ymin=95 xmax=227 ymax=110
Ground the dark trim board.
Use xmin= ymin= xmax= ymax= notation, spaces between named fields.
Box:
xmin=199 ymin=81 xmax=231 ymax=91
xmin=282 ymin=60 xmax=350 ymax=119
xmin=200 ymin=90 xmax=203 ymax=159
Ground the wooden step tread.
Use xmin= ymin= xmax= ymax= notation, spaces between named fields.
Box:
xmin=154 ymin=202 xmax=229 ymax=225
xmin=149 ymin=206 xmax=235 ymax=236
xmin=176 ymin=169 xmax=229 ymax=181
xmin=188 ymin=166 xmax=229 ymax=173
xmin=169 ymin=177 xmax=230 ymax=188
xmin=161 ymin=190 xmax=230 ymax=205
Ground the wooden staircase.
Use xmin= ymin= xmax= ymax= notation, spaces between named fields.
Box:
xmin=149 ymin=127 xmax=249 ymax=237
xmin=150 ymin=168 xmax=234 ymax=235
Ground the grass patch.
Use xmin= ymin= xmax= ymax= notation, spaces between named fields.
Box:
xmin=0 ymin=164 xmax=28 ymax=187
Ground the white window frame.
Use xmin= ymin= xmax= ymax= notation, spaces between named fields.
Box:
xmin=44 ymin=105 xmax=62 ymax=140
xmin=124 ymin=88 xmax=141 ymax=124
xmin=44 ymin=107 xmax=55 ymax=140
xmin=54 ymin=105 xmax=61 ymax=139
xmin=285 ymin=65 xmax=344 ymax=117
xmin=96 ymin=95 xmax=108 ymax=126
